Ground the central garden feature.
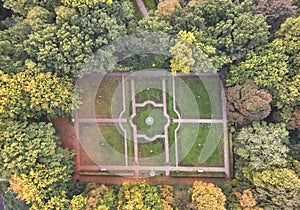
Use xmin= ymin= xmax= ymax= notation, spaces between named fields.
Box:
xmin=133 ymin=105 xmax=167 ymax=139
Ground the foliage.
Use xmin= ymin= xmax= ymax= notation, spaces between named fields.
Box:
xmin=227 ymin=16 xmax=300 ymax=116
xmin=61 ymin=0 xmax=112 ymax=8
xmin=287 ymin=106 xmax=300 ymax=130
xmin=244 ymin=168 xmax=300 ymax=208
xmin=276 ymin=16 xmax=300 ymax=70
xmin=160 ymin=185 xmax=174 ymax=210
xmin=117 ymin=181 xmax=163 ymax=210
xmin=2 ymin=0 xmax=59 ymax=16
xmin=189 ymin=181 xmax=226 ymax=210
xmin=170 ymin=30 xmax=216 ymax=74
xmin=234 ymin=122 xmax=290 ymax=170
xmin=9 ymin=164 xmax=71 ymax=209
xmin=227 ymin=81 xmax=272 ymax=125
xmin=139 ymin=0 xmax=269 ymax=71
xmin=232 ymin=189 xmax=262 ymax=210
xmin=173 ymin=184 xmax=192 ymax=210
xmin=70 ymin=195 xmax=87 ymax=210
xmin=85 ymin=183 xmax=116 ymax=210
xmin=22 ymin=1 xmax=134 ymax=76
xmin=0 ymin=120 xmax=74 ymax=178
xmin=226 ymin=39 xmax=289 ymax=89
xmin=0 ymin=69 xmax=79 ymax=120
xmin=0 ymin=20 xmax=31 ymax=74
xmin=1 ymin=188 xmax=30 ymax=210
xmin=253 ymin=0 xmax=297 ymax=31
xmin=156 ymin=0 xmax=182 ymax=16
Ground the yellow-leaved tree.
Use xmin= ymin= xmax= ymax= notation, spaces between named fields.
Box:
xmin=189 ymin=181 xmax=226 ymax=210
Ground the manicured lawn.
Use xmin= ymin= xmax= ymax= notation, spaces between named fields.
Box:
xmin=98 ymin=126 xmax=125 ymax=155
xmin=135 ymin=88 xmax=162 ymax=103
xmin=180 ymin=77 xmax=212 ymax=118
xmin=139 ymin=139 xmax=164 ymax=158
xmin=179 ymin=124 xmax=222 ymax=166
xmin=79 ymin=124 xmax=125 ymax=164
xmin=95 ymin=76 xmax=122 ymax=115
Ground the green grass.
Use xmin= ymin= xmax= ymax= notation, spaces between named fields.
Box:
xmin=135 ymin=88 xmax=162 ymax=103
xmin=98 ymin=126 xmax=125 ymax=155
xmin=133 ymin=105 xmax=166 ymax=137
xmin=179 ymin=124 xmax=221 ymax=165
xmin=95 ymin=76 xmax=122 ymax=115
xmin=79 ymin=124 xmax=125 ymax=163
xmin=177 ymin=77 xmax=212 ymax=118
xmin=168 ymin=123 xmax=179 ymax=165
xmin=139 ymin=140 xmax=164 ymax=158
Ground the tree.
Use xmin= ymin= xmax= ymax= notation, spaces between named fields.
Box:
xmin=23 ymin=2 xmax=134 ymax=76
xmin=234 ymin=122 xmax=290 ymax=170
xmin=0 ymin=69 xmax=80 ymax=120
xmin=2 ymin=0 xmax=59 ymax=16
xmin=275 ymin=16 xmax=300 ymax=73
xmin=156 ymin=0 xmax=182 ymax=16
xmin=139 ymin=0 xmax=269 ymax=72
xmin=226 ymin=39 xmax=289 ymax=89
xmin=70 ymin=195 xmax=87 ymax=210
xmin=227 ymin=81 xmax=272 ymax=125
xmin=9 ymin=164 xmax=71 ymax=210
xmin=160 ymin=185 xmax=174 ymax=210
xmin=232 ymin=189 xmax=262 ymax=210
xmin=253 ymin=0 xmax=297 ymax=32
xmin=84 ymin=183 xmax=115 ymax=210
xmin=117 ymin=181 xmax=163 ymax=210
xmin=0 ymin=20 xmax=31 ymax=74
xmin=0 ymin=120 xmax=74 ymax=178
xmin=189 ymin=181 xmax=226 ymax=210
xmin=227 ymin=16 xmax=300 ymax=120
xmin=243 ymin=168 xmax=300 ymax=208
xmin=60 ymin=0 xmax=112 ymax=8
xmin=287 ymin=106 xmax=300 ymax=130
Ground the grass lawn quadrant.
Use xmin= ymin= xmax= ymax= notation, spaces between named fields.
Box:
xmin=75 ymin=71 xmax=230 ymax=178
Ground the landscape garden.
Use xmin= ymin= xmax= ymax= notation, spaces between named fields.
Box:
xmin=0 ymin=0 xmax=299 ymax=209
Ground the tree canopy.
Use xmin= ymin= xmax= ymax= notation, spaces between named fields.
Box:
xmin=117 ymin=181 xmax=163 ymax=209
xmin=189 ymin=181 xmax=226 ymax=210
xmin=227 ymin=81 xmax=272 ymax=125
xmin=234 ymin=122 xmax=290 ymax=170
xmin=0 ymin=69 xmax=79 ymax=120
xmin=0 ymin=120 xmax=74 ymax=178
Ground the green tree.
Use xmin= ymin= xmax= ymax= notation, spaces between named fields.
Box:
xmin=234 ymin=122 xmax=290 ymax=170
xmin=85 ymin=183 xmax=115 ymax=210
xmin=0 ymin=120 xmax=74 ymax=178
xmin=9 ymin=164 xmax=71 ymax=210
xmin=227 ymin=81 xmax=272 ymax=125
xmin=189 ymin=180 xmax=226 ymax=210
xmin=61 ymin=0 xmax=112 ymax=8
xmin=0 ymin=20 xmax=31 ymax=74
xmin=244 ymin=168 xmax=300 ymax=208
xmin=0 ymin=69 xmax=79 ymax=120
xmin=139 ymin=0 xmax=269 ymax=70
xmin=23 ymin=2 xmax=134 ymax=76
xmin=70 ymin=195 xmax=87 ymax=210
xmin=2 ymin=0 xmax=59 ymax=16
xmin=117 ymin=181 xmax=163 ymax=210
